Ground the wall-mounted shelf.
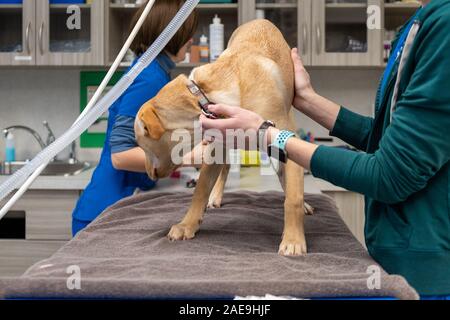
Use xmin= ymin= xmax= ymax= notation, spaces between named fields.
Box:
xmin=256 ymin=3 xmax=298 ymax=9
xmin=384 ymin=1 xmax=421 ymax=44
xmin=325 ymin=3 xmax=367 ymax=9
xmin=49 ymin=4 xmax=92 ymax=10
xmin=384 ymin=2 xmax=421 ymax=14
xmin=0 ymin=4 xmax=23 ymax=10
xmin=109 ymin=3 xmax=238 ymax=10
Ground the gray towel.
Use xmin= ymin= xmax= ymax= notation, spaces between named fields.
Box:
xmin=0 ymin=192 xmax=418 ymax=300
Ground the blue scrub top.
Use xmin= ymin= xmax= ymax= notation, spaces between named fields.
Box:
xmin=72 ymin=53 xmax=175 ymax=223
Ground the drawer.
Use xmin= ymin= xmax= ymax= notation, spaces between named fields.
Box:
xmin=1 ymin=190 xmax=78 ymax=241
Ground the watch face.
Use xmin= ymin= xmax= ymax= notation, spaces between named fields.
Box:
xmin=268 ymin=146 xmax=287 ymax=163
xmin=266 ymin=120 xmax=276 ymax=128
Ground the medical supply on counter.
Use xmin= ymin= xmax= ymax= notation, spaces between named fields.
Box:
xmin=209 ymin=14 xmax=224 ymax=62
xmin=241 ymin=151 xmax=260 ymax=167
xmin=383 ymin=30 xmax=396 ymax=63
xmin=5 ymin=132 xmax=15 ymax=163
xmin=256 ymin=9 xmax=265 ymax=20
xmin=298 ymin=129 xmax=315 ymax=143
xmin=199 ymin=34 xmax=210 ymax=63
xmin=186 ymin=179 xmax=197 ymax=188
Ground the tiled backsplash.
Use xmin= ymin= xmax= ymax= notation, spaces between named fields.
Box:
xmin=0 ymin=67 xmax=382 ymax=162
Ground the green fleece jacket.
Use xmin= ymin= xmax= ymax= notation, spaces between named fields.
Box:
xmin=311 ymin=0 xmax=450 ymax=296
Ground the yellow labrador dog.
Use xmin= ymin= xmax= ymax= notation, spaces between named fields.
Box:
xmin=135 ymin=19 xmax=312 ymax=256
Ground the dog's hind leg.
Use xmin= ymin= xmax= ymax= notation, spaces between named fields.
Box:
xmin=208 ymin=164 xmax=230 ymax=209
xmin=277 ymin=159 xmax=307 ymax=256
xmin=168 ymin=163 xmax=223 ymax=241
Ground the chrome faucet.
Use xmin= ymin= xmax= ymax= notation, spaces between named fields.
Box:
xmin=3 ymin=125 xmax=47 ymax=150
xmin=69 ymin=141 xmax=78 ymax=164
xmin=2 ymin=121 xmax=60 ymax=161
xmin=42 ymin=121 xmax=56 ymax=146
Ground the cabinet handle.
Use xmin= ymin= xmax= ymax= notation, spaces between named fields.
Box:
xmin=316 ymin=23 xmax=322 ymax=55
xmin=302 ymin=23 xmax=308 ymax=56
xmin=25 ymin=21 xmax=32 ymax=54
xmin=38 ymin=22 xmax=45 ymax=55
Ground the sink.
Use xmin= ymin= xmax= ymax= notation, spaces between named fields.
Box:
xmin=0 ymin=161 xmax=91 ymax=177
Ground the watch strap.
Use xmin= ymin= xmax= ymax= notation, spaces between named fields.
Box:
xmin=268 ymin=130 xmax=296 ymax=163
xmin=274 ymin=130 xmax=296 ymax=151
xmin=257 ymin=120 xmax=276 ymax=149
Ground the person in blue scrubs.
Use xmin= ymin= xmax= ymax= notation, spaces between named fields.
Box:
xmin=72 ymin=0 xmax=198 ymax=236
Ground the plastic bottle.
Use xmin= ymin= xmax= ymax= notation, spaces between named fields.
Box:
xmin=5 ymin=132 xmax=16 ymax=163
xmin=209 ymin=14 xmax=224 ymax=62
xmin=199 ymin=34 xmax=209 ymax=63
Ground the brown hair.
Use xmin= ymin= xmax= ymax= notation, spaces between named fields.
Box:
xmin=130 ymin=0 xmax=198 ymax=57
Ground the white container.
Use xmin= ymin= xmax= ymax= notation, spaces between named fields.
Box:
xmin=209 ymin=14 xmax=224 ymax=62
xmin=256 ymin=9 xmax=265 ymax=20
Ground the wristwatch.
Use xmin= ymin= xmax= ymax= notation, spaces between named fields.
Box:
xmin=267 ymin=130 xmax=296 ymax=163
xmin=257 ymin=120 xmax=276 ymax=150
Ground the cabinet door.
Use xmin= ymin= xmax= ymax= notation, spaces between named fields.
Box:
xmin=36 ymin=0 xmax=104 ymax=66
xmin=238 ymin=0 xmax=255 ymax=24
xmin=312 ymin=0 xmax=382 ymax=66
xmin=239 ymin=0 xmax=311 ymax=65
xmin=0 ymin=0 xmax=35 ymax=66
xmin=298 ymin=0 xmax=311 ymax=66
xmin=254 ymin=0 xmax=310 ymax=64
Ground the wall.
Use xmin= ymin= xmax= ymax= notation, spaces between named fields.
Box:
xmin=0 ymin=68 xmax=100 ymax=162
xmin=0 ymin=67 xmax=383 ymax=163
xmin=298 ymin=68 xmax=382 ymax=145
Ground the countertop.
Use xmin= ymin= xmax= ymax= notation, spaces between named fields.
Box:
xmin=0 ymin=165 xmax=95 ymax=191
xmin=0 ymin=166 xmax=347 ymax=193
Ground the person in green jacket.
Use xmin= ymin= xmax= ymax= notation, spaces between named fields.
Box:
xmin=200 ymin=0 xmax=449 ymax=298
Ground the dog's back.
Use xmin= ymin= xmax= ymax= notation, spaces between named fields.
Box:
xmin=228 ymin=19 xmax=292 ymax=65
xmin=229 ymin=20 xmax=294 ymax=102
xmin=219 ymin=20 xmax=295 ymax=127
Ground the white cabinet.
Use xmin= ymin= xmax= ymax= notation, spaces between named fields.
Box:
xmin=0 ymin=0 xmax=36 ymax=66
xmin=0 ymin=190 xmax=78 ymax=277
xmin=0 ymin=0 xmax=421 ymax=68
xmin=323 ymin=191 xmax=366 ymax=247
xmin=244 ymin=0 xmax=312 ymax=65
xmin=244 ymin=0 xmax=382 ymax=66
xmin=0 ymin=0 xmax=104 ymax=66
xmin=311 ymin=0 xmax=382 ymax=66
xmin=36 ymin=0 xmax=104 ymax=66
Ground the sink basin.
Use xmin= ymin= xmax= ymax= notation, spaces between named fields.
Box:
xmin=0 ymin=161 xmax=91 ymax=177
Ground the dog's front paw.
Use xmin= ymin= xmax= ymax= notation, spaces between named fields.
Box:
xmin=304 ymin=202 xmax=314 ymax=215
xmin=278 ymin=235 xmax=307 ymax=256
xmin=167 ymin=223 xmax=199 ymax=241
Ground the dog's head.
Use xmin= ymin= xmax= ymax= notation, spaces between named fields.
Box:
xmin=135 ymin=75 xmax=201 ymax=180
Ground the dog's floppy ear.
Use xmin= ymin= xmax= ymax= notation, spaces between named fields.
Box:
xmin=138 ymin=103 xmax=166 ymax=140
